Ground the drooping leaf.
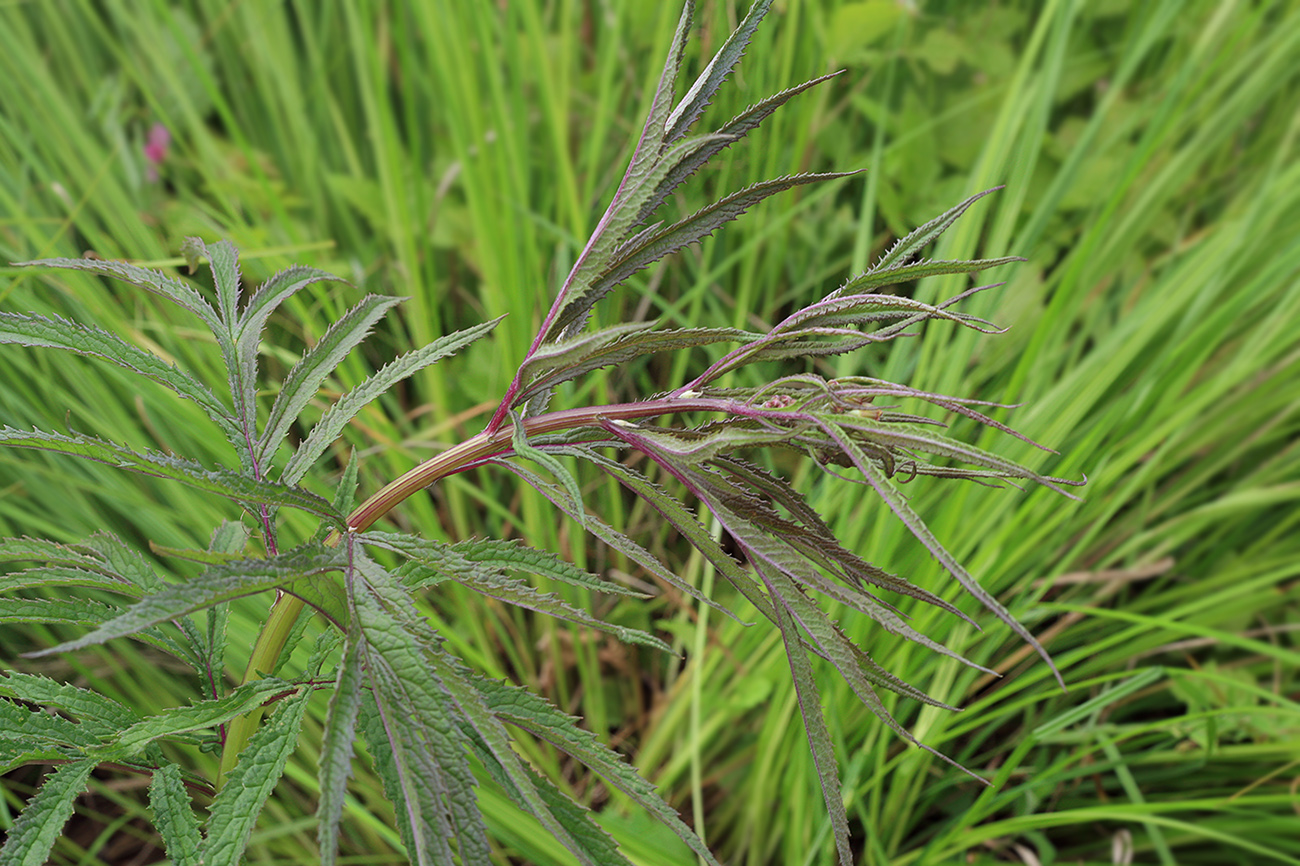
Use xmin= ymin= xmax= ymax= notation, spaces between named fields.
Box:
xmin=317 ymin=636 xmax=366 ymax=866
xmin=0 ymin=312 xmax=241 ymax=448
xmin=22 ymin=545 xmax=345 ymax=659
xmin=473 ymin=674 xmax=724 ymax=866
xmin=0 ymin=427 xmax=345 ymax=527
xmin=201 ymin=687 xmax=311 ymax=866
xmin=496 ymin=457 xmax=736 ymax=620
xmin=509 ymin=408 xmax=587 ymax=529
xmin=0 ymin=758 xmax=96 ymax=866
xmin=461 ymin=729 xmax=634 ymax=866
xmin=820 ymin=419 xmax=1065 ymax=687
xmin=350 ymin=556 xmax=490 ymax=865
xmin=422 ymin=651 xmax=613 ymax=866
xmin=712 ymin=456 xmax=978 ymax=621
xmin=753 ymin=562 xmax=854 ymax=866
xmin=282 ymin=316 xmax=502 ymax=484
xmin=147 ymin=763 xmax=203 ymax=866
xmin=571 ymin=446 xmax=773 ymax=623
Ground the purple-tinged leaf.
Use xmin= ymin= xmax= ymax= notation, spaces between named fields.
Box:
xmin=640 ymin=71 xmax=844 ymax=224
xmin=821 ymin=419 xmax=1066 ymax=688
xmin=664 ymin=0 xmax=775 ymax=143
xmin=871 ymin=187 xmax=1002 ymax=273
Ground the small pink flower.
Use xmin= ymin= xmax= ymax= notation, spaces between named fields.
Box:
xmin=144 ymin=123 xmax=170 ymax=181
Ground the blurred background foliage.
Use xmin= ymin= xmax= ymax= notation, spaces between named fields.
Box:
xmin=2 ymin=0 xmax=1299 ymax=864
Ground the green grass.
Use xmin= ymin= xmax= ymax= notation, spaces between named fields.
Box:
xmin=2 ymin=1 xmax=1299 ymax=864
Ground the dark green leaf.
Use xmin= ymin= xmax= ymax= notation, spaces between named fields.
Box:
xmin=0 ymin=427 xmax=345 ymax=527
xmin=0 ymin=758 xmax=96 ymax=866
xmin=23 ymin=545 xmax=345 ymax=659
xmin=473 ymin=674 xmax=724 ymax=866
xmin=201 ymin=687 xmax=311 ymax=866
xmin=148 ymin=763 xmax=203 ymax=866
xmin=317 ymin=637 xmax=366 ymax=866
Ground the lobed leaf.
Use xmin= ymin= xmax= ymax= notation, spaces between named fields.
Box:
xmin=14 ymin=256 xmax=228 ymax=353
xmin=536 ymin=0 xmax=693 ymax=346
xmin=181 ymin=238 xmax=242 ymax=329
xmin=413 ymin=629 xmax=610 ymax=866
xmin=602 ymin=172 xmax=856 ymax=302
xmin=751 ymin=571 xmax=853 ymax=866
xmin=0 ymin=672 xmax=138 ymax=736
xmin=0 ymin=566 xmax=142 ymax=597
xmin=351 ymin=555 xmax=491 ymax=865
xmin=820 ymin=420 xmax=1064 ymax=687
xmin=574 ymin=446 xmax=774 ymax=622
xmin=824 ymin=255 xmax=1024 ymax=302
xmin=234 ymin=264 xmax=348 ymax=437
xmin=0 ymin=743 xmax=76 ymax=776
xmin=282 ymin=316 xmax=502 ymax=484
xmin=258 ymin=293 xmax=405 ymax=466
xmin=509 ymin=408 xmax=587 ymax=528
xmin=96 ymin=678 xmax=299 ymax=759
xmin=640 ymin=71 xmax=843 ymax=224
xmin=870 ymin=187 xmax=1002 ymax=274
xmin=496 ymin=457 xmax=736 ymax=620
xmin=664 ymin=0 xmax=773 ymax=143
xmin=0 ymin=695 xmax=103 ymax=751
xmin=462 ymin=732 xmax=633 ymax=866
xmin=449 ymin=537 xmax=649 ymax=599
xmin=0 ymin=596 xmax=118 ymax=626
xmin=547 ymin=132 xmax=735 ymax=343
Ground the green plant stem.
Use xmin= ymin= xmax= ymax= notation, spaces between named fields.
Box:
xmin=218 ymin=591 xmax=301 ymax=785
xmin=218 ymin=395 xmax=736 ymax=785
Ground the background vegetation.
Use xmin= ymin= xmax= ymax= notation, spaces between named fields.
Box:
xmin=2 ymin=1 xmax=1298 ymax=864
